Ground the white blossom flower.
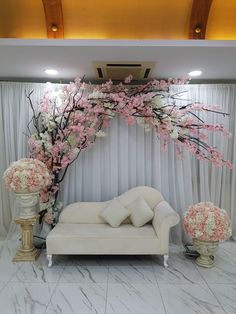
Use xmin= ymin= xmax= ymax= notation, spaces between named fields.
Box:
xmin=162 ymin=116 xmax=171 ymax=123
xmin=96 ymin=130 xmax=106 ymax=137
xmin=170 ymin=128 xmax=179 ymax=139
xmin=89 ymin=91 xmax=104 ymax=99
xmin=107 ymin=110 xmax=115 ymax=118
xmin=195 ymin=230 xmax=203 ymax=238
xmin=152 ymin=96 xmax=163 ymax=108
xmin=136 ymin=117 xmax=145 ymax=126
xmin=48 ymin=121 xmax=56 ymax=131
xmin=55 ymin=116 xmax=62 ymax=124
xmin=104 ymin=102 xmax=115 ymax=109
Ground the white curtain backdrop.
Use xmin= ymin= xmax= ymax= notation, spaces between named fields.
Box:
xmin=0 ymin=82 xmax=48 ymax=238
xmin=0 ymin=82 xmax=236 ymax=243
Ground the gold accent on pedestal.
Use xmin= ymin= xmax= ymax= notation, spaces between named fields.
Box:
xmin=13 ymin=216 xmax=40 ymax=262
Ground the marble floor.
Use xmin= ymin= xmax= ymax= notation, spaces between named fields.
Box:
xmin=0 ymin=240 xmax=236 ymax=314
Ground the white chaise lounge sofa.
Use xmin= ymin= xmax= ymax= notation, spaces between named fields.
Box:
xmin=46 ymin=186 xmax=180 ymax=267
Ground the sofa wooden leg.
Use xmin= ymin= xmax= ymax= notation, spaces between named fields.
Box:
xmin=47 ymin=254 xmax=52 ymax=267
xmin=164 ymin=254 xmax=169 ymax=268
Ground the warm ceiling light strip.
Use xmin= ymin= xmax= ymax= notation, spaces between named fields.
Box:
xmin=189 ymin=0 xmax=213 ymax=39
xmin=42 ymin=0 xmax=64 ymax=39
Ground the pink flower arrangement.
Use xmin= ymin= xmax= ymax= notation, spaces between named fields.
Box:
xmin=183 ymin=202 xmax=232 ymax=242
xmin=26 ymin=75 xmax=233 ymax=214
xmin=3 ymin=158 xmax=51 ymax=193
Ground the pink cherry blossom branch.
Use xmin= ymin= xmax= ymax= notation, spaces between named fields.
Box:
xmin=26 ymin=76 xmax=233 ymax=214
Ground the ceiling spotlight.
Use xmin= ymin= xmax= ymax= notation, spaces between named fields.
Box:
xmin=51 ymin=25 xmax=58 ymax=32
xmin=188 ymin=70 xmax=202 ymax=77
xmin=45 ymin=69 xmax=59 ymax=75
xmin=194 ymin=26 xmax=201 ymax=34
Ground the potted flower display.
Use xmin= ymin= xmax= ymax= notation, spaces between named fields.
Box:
xmin=3 ymin=158 xmax=51 ymax=219
xmin=183 ymin=202 xmax=232 ymax=268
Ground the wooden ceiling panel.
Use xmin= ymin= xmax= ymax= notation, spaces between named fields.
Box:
xmin=62 ymin=0 xmax=191 ymax=39
xmin=189 ymin=0 xmax=213 ymax=39
xmin=42 ymin=0 xmax=64 ymax=38
xmin=0 ymin=0 xmax=46 ymax=38
xmin=206 ymin=0 xmax=236 ymax=39
xmin=1 ymin=0 xmax=236 ymax=40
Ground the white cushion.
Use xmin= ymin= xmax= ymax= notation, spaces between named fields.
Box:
xmin=127 ymin=196 xmax=154 ymax=227
xmin=99 ymin=198 xmax=130 ymax=227
xmin=46 ymin=223 xmax=160 ymax=255
xmin=118 ymin=186 xmax=164 ymax=209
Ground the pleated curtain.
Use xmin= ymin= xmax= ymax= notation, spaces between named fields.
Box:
xmin=0 ymin=82 xmax=235 ymax=243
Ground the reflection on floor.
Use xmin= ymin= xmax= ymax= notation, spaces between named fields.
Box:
xmin=0 ymin=239 xmax=235 ymax=314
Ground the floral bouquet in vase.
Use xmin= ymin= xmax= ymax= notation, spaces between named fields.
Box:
xmin=3 ymin=158 xmax=51 ymax=218
xmin=183 ymin=202 xmax=231 ymax=267
xmin=3 ymin=158 xmax=51 ymax=193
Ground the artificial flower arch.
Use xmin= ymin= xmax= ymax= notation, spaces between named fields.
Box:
xmin=27 ymin=76 xmax=232 ymax=214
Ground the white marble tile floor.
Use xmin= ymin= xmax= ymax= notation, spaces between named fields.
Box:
xmin=0 ymin=239 xmax=235 ymax=314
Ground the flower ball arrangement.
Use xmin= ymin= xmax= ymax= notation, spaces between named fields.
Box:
xmin=183 ymin=202 xmax=232 ymax=242
xmin=3 ymin=158 xmax=51 ymax=193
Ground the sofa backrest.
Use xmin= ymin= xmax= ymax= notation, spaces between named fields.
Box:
xmin=59 ymin=186 xmax=164 ymax=224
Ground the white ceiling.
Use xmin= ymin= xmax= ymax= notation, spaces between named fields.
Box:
xmin=1 ymin=39 xmax=236 ymax=82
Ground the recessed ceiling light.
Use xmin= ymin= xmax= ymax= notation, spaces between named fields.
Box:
xmin=45 ymin=69 xmax=59 ymax=75
xmin=188 ymin=70 xmax=202 ymax=77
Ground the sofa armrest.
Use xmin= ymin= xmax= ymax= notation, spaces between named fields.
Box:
xmin=152 ymin=201 xmax=180 ymax=254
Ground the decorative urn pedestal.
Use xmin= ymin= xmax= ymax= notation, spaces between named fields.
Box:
xmin=183 ymin=202 xmax=232 ymax=269
xmin=13 ymin=192 xmax=41 ymax=262
xmin=3 ymin=158 xmax=52 ymax=262
xmin=193 ymin=238 xmax=219 ymax=268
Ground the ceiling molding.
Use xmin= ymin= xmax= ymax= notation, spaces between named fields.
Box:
xmin=2 ymin=39 xmax=236 ymax=48
xmin=42 ymin=0 xmax=64 ymax=39
xmin=189 ymin=0 xmax=213 ymax=39
xmin=1 ymin=39 xmax=236 ymax=81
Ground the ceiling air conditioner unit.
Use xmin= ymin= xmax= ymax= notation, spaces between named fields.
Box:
xmin=93 ymin=61 xmax=155 ymax=80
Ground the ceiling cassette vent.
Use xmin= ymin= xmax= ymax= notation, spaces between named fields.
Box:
xmin=93 ymin=61 xmax=155 ymax=80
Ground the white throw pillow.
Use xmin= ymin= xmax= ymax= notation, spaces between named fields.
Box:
xmin=127 ymin=196 xmax=154 ymax=227
xmin=100 ymin=198 xmax=130 ymax=227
